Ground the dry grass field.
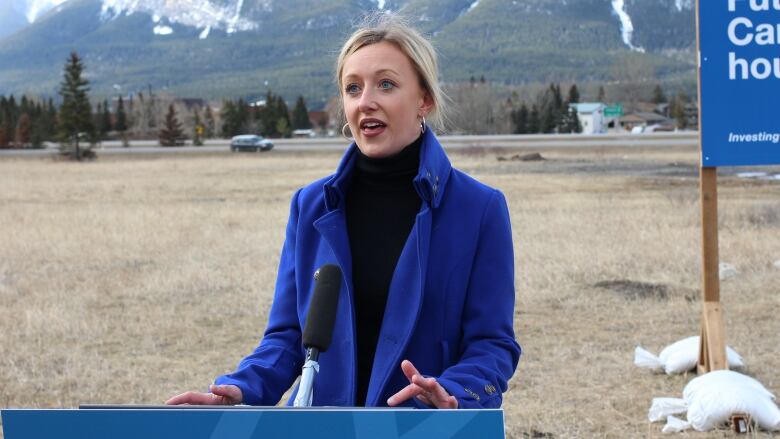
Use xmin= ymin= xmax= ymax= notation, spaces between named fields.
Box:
xmin=1 ymin=145 xmax=779 ymax=438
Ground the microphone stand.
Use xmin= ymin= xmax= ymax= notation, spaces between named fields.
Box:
xmin=293 ymin=348 xmax=320 ymax=407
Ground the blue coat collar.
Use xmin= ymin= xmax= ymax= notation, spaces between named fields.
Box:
xmin=323 ymin=129 xmax=452 ymax=211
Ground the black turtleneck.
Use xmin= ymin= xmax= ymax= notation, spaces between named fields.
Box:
xmin=346 ymin=135 xmax=423 ymax=406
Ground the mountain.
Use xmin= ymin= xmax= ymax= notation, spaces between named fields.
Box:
xmin=0 ymin=0 xmax=69 ymax=40
xmin=0 ymin=0 xmax=696 ymax=107
xmin=0 ymin=1 xmax=31 ymax=40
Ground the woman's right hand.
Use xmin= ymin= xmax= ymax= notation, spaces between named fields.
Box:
xmin=165 ymin=384 xmax=242 ymax=405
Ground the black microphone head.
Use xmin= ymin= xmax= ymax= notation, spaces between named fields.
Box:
xmin=302 ymin=264 xmax=342 ymax=352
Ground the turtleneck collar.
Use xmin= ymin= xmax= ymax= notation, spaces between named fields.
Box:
xmin=352 ymin=134 xmax=422 ymax=185
xmin=323 ymin=128 xmax=452 ymax=211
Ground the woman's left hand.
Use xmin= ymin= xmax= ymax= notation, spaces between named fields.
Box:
xmin=386 ymin=360 xmax=458 ymax=408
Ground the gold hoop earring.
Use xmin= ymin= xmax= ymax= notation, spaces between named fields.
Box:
xmin=420 ymin=116 xmax=427 ymax=134
xmin=342 ymin=123 xmax=353 ymax=141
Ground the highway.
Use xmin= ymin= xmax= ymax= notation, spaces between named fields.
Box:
xmin=0 ymin=131 xmax=699 ymax=158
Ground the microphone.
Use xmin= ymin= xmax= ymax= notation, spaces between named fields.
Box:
xmin=293 ymin=264 xmax=342 ymax=407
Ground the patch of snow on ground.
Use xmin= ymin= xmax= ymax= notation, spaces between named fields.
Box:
xmin=153 ymin=25 xmax=173 ymax=35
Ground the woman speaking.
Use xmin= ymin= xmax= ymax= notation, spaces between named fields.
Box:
xmin=167 ymin=13 xmax=520 ymax=409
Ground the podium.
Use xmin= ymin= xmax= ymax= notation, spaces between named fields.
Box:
xmin=1 ymin=406 xmax=505 ymax=439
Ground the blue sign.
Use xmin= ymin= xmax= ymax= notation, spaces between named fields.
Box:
xmin=699 ymin=0 xmax=780 ymax=166
xmin=1 ymin=407 xmax=505 ymax=439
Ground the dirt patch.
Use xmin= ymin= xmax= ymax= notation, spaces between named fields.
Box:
xmin=519 ymin=430 xmax=555 ymax=438
xmin=498 ymin=152 xmax=546 ymax=162
xmin=592 ymin=279 xmax=669 ymax=300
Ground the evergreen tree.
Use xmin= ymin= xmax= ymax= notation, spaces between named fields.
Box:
xmin=127 ymin=95 xmax=135 ymax=130
xmin=536 ymin=83 xmax=564 ymax=133
xmin=652 ymin=84 xmax=667 ymax=104
xmin=571 ymin=107 xmax=582 ymax=133
xmin=276 ymin=98 xmax=291 ymax=138
xmin=236 ymin=98 xmax=249 ymax=133
xmin=20 ymin=96 xmax=30 ymax=116
xmin=528 ymin=105 xmax=540 ymax=134
xmin=159 ymin=104 xmax=184 ymax=146
xmin=95 ymin=102 xmax=104 ymax=138
xmin=115 ymin=96 xmax=129 ymax=147
xmin=15 ymin=113 xmax=31 ymax=147
xmin=58 ymin=52 xmax=94 ymax=160
xmin=220 ymin=100 xmax=236 ymax=138
xmin=597 ymin=85 xmax=606 ymax=102
xmin=552 ymin=83 xmax=563 ymax=110
xmin=220 ymin=100 xmax=246 ymax=138
xmin=259 ymin=91 xmax=275 ymax=137
xmin=31 ymin=105 xmax=46 ymax=149
xmin=115 ymin=97 xmax=127 ymax=132
xmin=102 ymin=99 xmax=112 ymax=135
xmin=0 ymin=96 xmax=10 ymax=148
xmin=258 ymin=91 xmax=292 ymax=138
xmin=541 ymin=104 xmax=557 ymax=133
xmin=8 ymin=95 xmax=17 ymax=125
xmin=560 ymin=84 xmax=582 ymax=134
xmin=1 ymin=96 xmax=20 ymax=146
xmin=45 ymin=98 xmax=57 ymax=140
xmin=204 ymin=105 xmax=215 ymax=138
xmin=291 ymin=96 xmax=312 ymax=130
xmin=567 ymin=84 xmax=580 ymax=104
xmin=559 ymin=106 xmax=582 ymax=134
xmin=511 ymin=103 xmax=529 ymax=134
xmin=260 ymin=98 xmax=273 ymax=137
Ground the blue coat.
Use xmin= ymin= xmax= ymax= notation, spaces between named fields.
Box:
xmin=215 ymin=129 xmax=521 ymax=408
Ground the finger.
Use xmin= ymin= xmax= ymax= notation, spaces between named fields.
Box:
xmin=411 ymin=374 xmax=448 ymax=401
xmin=165 ymin=394 xmax=183 ymax=405
xmin=415 ymin=392 xmax=433 ymax=406
xmin=166 ymin=391 xmax=198 ymax=405
xmin=400 ymin=360 xmax=421 ymax=382
xmin=165 ymin=391 xmax=218 ymax=405
xmin=435 ymin=395 xmax=458 ymax=409
xmin=411 ymin=375 xmax=458 ymax=409
xmin=209 ymin=385 xmax=241 ymax=404
xmin=387 ymin=383 xmax=425 ymax=406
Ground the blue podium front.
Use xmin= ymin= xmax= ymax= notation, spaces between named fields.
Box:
xmin=1 ymin=407 xmax=505 ymax=439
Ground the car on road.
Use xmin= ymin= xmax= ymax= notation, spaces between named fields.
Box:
xmin=230 ymin=135 xmax=274 ymax=152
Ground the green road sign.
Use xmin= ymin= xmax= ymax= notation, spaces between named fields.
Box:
xmin=604 ymin=105 xmax=623 ymax=117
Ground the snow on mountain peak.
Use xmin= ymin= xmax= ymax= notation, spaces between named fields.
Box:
xmin=675 ymin=0 xmax=694 ymax=12
xmin=99 ymin=0 xmax=265 ymax=37
xmin=610 ymin=0 xmax=645 ymax=53
xmin=23 ymin=0 xmax=69 ymax=23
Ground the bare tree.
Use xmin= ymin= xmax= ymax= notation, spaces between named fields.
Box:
xmin=446 ymin=81 xmax=502 ymax=134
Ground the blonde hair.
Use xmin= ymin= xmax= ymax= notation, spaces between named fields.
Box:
xmin=335 ymin=13 xmax=448 ymax=131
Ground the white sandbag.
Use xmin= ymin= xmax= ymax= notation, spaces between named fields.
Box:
xmin=662 ymin=415 xmax=691 ymax=434
xmin=648 ymin=397 xmax=688 ymax=422
xmin=634 ymin=336 xmax=744 ymax=375
xmin=684 ymin=369 xmax=774 ymax=402
xmin=635 ymin=346 xmax=664 ymax=371
xmin=684 ymin=370 xmax=780 ymax=432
